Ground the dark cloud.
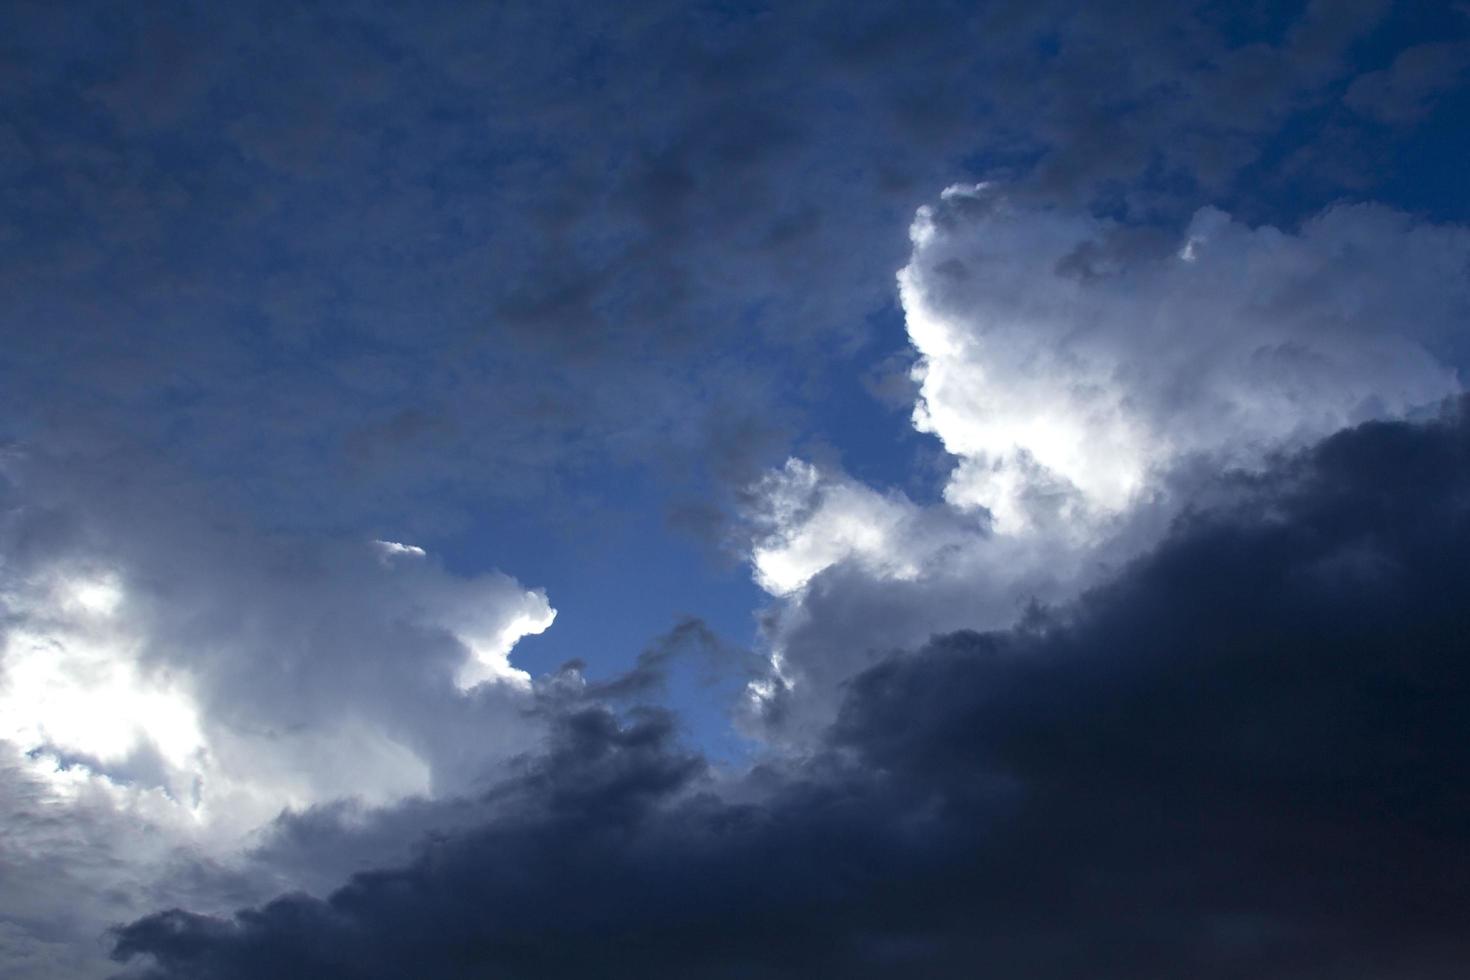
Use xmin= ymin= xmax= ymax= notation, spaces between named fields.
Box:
xmin=4 ymin=1 xmax=1461 ymax=532
xmin=111 ymin=401 xmax=1470 ymax=978
xmin=1345 ymin=40 xmax=1470 ymax=123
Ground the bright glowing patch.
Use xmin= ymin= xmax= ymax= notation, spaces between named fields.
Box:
xmin=453 ymin=599 xmax=557 ymax=690
xmin=0 ymin=628 xmax=204 ymax=773
xmin=65 ymin=575 xmax=124 ymax=616
xmin=898 ymin=185 xmax=1465 ymax=537
xmin=747 ymin=460 xmax=947 ymax=595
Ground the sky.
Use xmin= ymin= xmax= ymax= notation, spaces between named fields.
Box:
xmin=1 ymin=1 xmax=1469 ymax=977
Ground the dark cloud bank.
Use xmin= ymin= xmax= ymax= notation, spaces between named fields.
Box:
xmin=112 ymin=402 xmax=1470 ymax=979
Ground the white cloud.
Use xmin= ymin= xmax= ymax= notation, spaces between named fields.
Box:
xmin=748 ymin=459 xmax=939 ymax=595
xmin=900 ymin=184 xmax=1468 ymax=535
xmin=0 ymin=452 xmax=559 ymax=976
xmin=452 ymin=593 xmax=557 ymax=690
xmin=373 ymin=539 xmax=428 ymax=561
xmin=0 ymin=533 xmax=552 ymax=825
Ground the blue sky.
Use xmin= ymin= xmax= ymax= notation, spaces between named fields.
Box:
xmin=2 ymin=3 xmax=1470 ymax=978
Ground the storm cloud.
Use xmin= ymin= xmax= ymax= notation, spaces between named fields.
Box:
xmin=112 ymin=404 xmax=1470 ymax=979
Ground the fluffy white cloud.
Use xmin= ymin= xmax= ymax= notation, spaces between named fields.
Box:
xmin=748 ymin=459 xmax=952 ymax=595
xmin=754 ymin=187 xmax=1470 ymax=596
xmin=901 ymin=184 xmax=1468 ymax=534
xmin=0 ymin=450 xmax=557 ymax=978
xmin=0 ymin=535 xmax=552 ymax=824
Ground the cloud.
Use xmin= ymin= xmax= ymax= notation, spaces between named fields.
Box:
xmin=3 ymin=1 xmax=1452 ymax=538
xmin=901 ymin=184 xmax=1467 ymax=535
xmin=738 ymin=188 xmax=1470 ymax=742
xmin=4 ymin=5 xmax=1467 ymax=976
xmin=739 ymin=457 xmax=1078 ymax=742
xmin=0 ymin=449 xmax=556 ymax=976
xmin=745 ymin=458 xmax=966 ymax=596
xmin=1345 ymin=41 xmax=1470 ymax=124
xmin=371 ymin=540 xmax=426 ymax=562
xmin=110 ymin=403 xmax=1470 ymax=979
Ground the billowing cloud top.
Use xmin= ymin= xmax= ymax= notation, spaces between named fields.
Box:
xmin=902 ymin=184 xmax=1467 ymax=534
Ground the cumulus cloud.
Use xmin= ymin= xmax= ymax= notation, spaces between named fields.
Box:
xmin=746 ymin=459 xmax=968 ymax=596
xmin=901 ymin=183 xmax=1468 ymax=535
xmin=110 ymin=405 xmax=1470 ymax=979
xmin=740 ymin=457 xmax=1092 ymax=741
xmin=0 ymin=450 xmax=555 ymax=977
xmin=738 ymin=187 xmax=1470 ymax=742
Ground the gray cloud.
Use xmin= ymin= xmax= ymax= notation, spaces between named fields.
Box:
xmin=1345 ymin=40 xmax=1470 ymax=123
xmin=3 ymin=0 xmax=1454 ymax=534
